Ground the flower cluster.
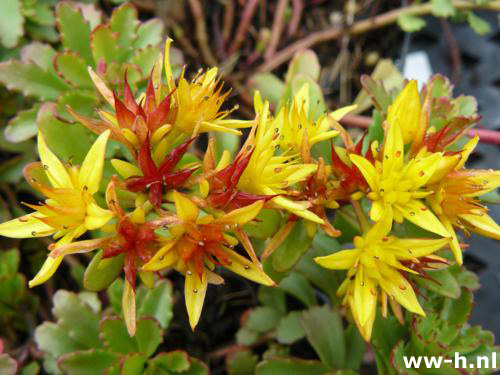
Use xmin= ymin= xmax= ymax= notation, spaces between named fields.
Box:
xmin=1 ymin=41 xmax=499 ymax=340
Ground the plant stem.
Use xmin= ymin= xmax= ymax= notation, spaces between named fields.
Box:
xmin=351 ymin=199 xmax=369 ymax=232
xmin=188 ymin=0 xmax=219 ymax=66
xmin=258 ymin=0 xmax=500 ymax=72
xmin=340 ymin=114 xmax=500 ymax=145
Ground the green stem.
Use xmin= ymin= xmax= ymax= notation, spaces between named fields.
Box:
xmin=351 ymin=199 xmax=369 ymax=233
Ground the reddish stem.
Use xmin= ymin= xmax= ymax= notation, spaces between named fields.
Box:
xmin=340 ymin=114 xmax=500 ymax=145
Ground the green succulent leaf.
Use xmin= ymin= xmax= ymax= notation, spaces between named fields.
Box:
xmin=279 ymin=273 xmax=317 ymax=307
xmin=91 ymin=25 xmax=120 ymax=65
xmin=256 ymin=358 xmax=329 ymax=375
xmin=121 ymin=353 xmax=147 ymax=375
xmin=246 ymin=306 xmax=281 ymax=333
xmin=110 ymin=3 xmax=139 ymax=56
xmin=4 ymin=104 xmax=40 ymax=143
xmin=0 ymin=60 xmax=69 ymax=100
xmin=133 ymin=19 xmax=164 ymax=49
xmin=276 ymin=311 xmax=305 ymax=344
xmin=57 ymin=349 xmax=120 ymax=375
xmin=37 ymin=103 xmax=94 ymax=165
xmin=19 ymin=361 xmax=40 ymax=375
xmin=56 ymin=2 xmax=94 ymax=64
xmin=136 ymin=279 xmax=174 ymax=329
xmin=249 ymin=73 xmax=285 ymax=108
xmin=228 ymin=350 xmax=258 ymax=375
xmin=84 ymin=251 xmax=124 ymax=292
xmin=467 ymin=12 xmax=491 ymax=35
xmin=130 ymin=46 xmax=162 ymax=79
xmin=431 ymin=0 xmax=456 ymax=17
xmin=418 ymin=268 xmax=461 ymax=299
xmin=397 ymin=14 xmax=426 ymax=32
xmin=271 ymin=221 xmax=314 ymax=273
xmin=54 ymin=52 xmax=94 ymax=88
xmin=0 ymin=0 xmax=23 ymax=48
xmin=301 ymin=305 xmax=345 ymax=369
xmin=286 ymin=49 xmax=321 ymax=83
xmin=244 ymin=209 xmax=283 ymax=240
xmin=148 ymin=350 xmax=191 ymax=373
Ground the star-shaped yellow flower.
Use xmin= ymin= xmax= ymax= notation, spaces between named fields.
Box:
xmin=426 ymin=136 xmax=500 ymax=264
xmin=142 ymin=191 xmax=274 ymax=329
xmin=236 ymin=92 xmax=323 ymax=224
xmin=315 ymin=214 xmax=449 ymax=340
xmin=274 ymin=83 xmax=355 ymax=159
xmin=0 ymin=130 xmax=113 ymax=286
xmin=350 ymin=119 xmax=449 ymax=237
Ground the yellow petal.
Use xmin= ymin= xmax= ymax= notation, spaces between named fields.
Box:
xmin=164 ymin=38 xmax=175 ymax=91
xmin=223 ymin=248 xmax=275 ymax=286
xmin=0 ymin=213 xmax=54 ymax=238
xmin=354 ymin=269 xmax=377 ymax=326
xmin=388 ymin=237 xmax=449 ymax=259
xmin=79 ymin=130 xmax=110 ymax=194
xmin=214 ymin=201 xmax=264 ymax=226
xmin=49 ymin=237 xmax=110 ymax=257
xmin=88 ymin=67 xmax=115 ymax=108
xmin=84 ymin=201 xmax=113 ymax=230
xmin=330 ymin=104 xmax=358 ymax=121
xmin=123 ymin=279 xmax=137 ymax=336
xmin=271 ymin=196 xmax=323 ymax=224
xmin=370 ymin=200 xmax=385 ymax=222
xmin=349 ymin=155 xmax=378 ymax=192
xmin=366 ymin=211 xmax=393 ymax=243
xmin=442 ymin=218 xmax=462 ymax=265
xmin=426 ymin=153 xmax=462 ymax=185
xmin=38 ymin=132 xmax=73 ymax=189
xmin=29 ymin=228 xmax=79 ymax=287
xmin=315 ymin=249 xmax=361 ymax=270
xmin=111 ymin=159 xmax=142 ymax=179
xmin=456 ymin=136 xmax=479 ymax=170
xmin=387 ymin=271 xmax=425 ymax=316
xmin=185 ymin=268 xmax=208 ymax=330
xmin=382 ymin=121 xmax=404 ymax=176
xmin=387 ymin=80 xmax=421 ymax=144
xmin=173 ymin=191 xmax=199 ymax=222
xmin=460 ymin=212 xmax=500 ymax=240
xmin=29 ymin=255 xmax=64 ymax=287
xmin=396 ymin=200 xmax=449 ymax=237
xmin=142 ymin=240 xmax=178 ymax=271
xmin=139 ymin=271 xmax=155 ymax=289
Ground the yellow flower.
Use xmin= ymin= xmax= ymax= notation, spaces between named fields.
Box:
xmin=236 ymin=92 xmax=323 ymax=224
xmin=164 ymin=38 xmax=251 ymax=136
xmin=0 ymin=130 xmax=113 ymax=286
xmin=387 ymin=80 xmax=423 ymax=145
xmin=274 ymin=83 xmax=355 ymax=158
xmin=315 ymin=214 xmax=449 ymax=340
xmin=426 ymin=136 xmax=500 ymax=264
xmin=350 ymin=119 xmax=450 ymax=237
xmin=142 ymin=191 xmax=274 ymax=329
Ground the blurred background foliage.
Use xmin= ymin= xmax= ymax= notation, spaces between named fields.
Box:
xmin=0 ymin=1 xmax=499 ymax=374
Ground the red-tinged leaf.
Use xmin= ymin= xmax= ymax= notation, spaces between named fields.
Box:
xmin=147 ymin=93 xmax=172 ymax=130
xmin=114 ymin=92 xmax=136 ymax=129
xmin=149 ymin=182 xmax=163 ymax=207
xmin=124 ymin=73 xmax=140 ymax=113
xmin=144 ymin=78 xmax=156 ymax=114
xmin=138 ymin=134 xmax=157 ymax=176
xmin=166 ymin=168 xmax=197 ymax=188
xmin=158 ymin=137 xmax=196 ymax=175
xmin=124 ymin=247 xmax=137 ymax=289
xmin=231 ymin=192 xmax=276 ymax=209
